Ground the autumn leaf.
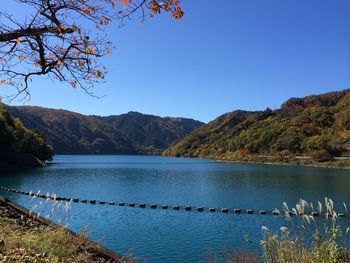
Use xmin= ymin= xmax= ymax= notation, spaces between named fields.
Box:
xmin=16 ymin=38 xmax=21 ymax=45
xmin=59 ymin=24 xmax=67 ymax=31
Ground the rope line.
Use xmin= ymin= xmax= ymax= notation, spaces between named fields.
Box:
xmin=48 ymin=161 xmax=218 ymax=165
xmin=0 ymin=187 xmax=347 ymax=218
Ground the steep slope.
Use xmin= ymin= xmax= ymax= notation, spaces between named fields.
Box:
xmin=164 ymin=89 xmax=350 ymax=161
xmin=7 ymin=106 xmax=137 ymax=154
xmin=0 ymin=107 xmax=53 ymax=171
xmin=94 ymin=112 xmax=204 ymax=154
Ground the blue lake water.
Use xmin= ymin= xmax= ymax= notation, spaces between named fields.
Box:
xmin=0 ymin=155 xmax=350 ymax=262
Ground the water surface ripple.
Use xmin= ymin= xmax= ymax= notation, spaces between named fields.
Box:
xmin=0 ymin=155 xmax=349 ymax=262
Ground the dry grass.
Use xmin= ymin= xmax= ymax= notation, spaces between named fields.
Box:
xmin=260 ymin=198 xmax=350 ymax=263
xmin=0 ymin=209 xmax=135 ymax=262
xmin=207 ymin=198 xmax=350 ymax=263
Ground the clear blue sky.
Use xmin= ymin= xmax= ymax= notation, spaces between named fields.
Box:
xmin=1 ymin=0 xmax=350 ymax=123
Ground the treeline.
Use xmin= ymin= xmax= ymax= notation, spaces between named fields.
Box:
xmin=0 ymin=107 xmax=53 ymax=170
xmin=164 ymin=89 xmax=350 ymax=163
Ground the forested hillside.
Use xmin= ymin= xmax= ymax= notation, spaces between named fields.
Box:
xmin=164 ymin=89 xmax=350 ymax=164
xmin=4 ymin=106 xmax=203 ymax=155
xmin=0 ymin=107 xmax=53 ymax=171
xmin=7 ymin=106 xmax=137 ymax=154
xmin=95 ymin=112 xmax=204 ymax=154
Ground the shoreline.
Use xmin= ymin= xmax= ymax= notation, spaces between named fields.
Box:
xmin=0 ymin=195 xmax=124 ymax=262
xmin=0 ymin=154 xmax=46 ymax=175
xmin=214 ymin=158 xmax=350 ymax=170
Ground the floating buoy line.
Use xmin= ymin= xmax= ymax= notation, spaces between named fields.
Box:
xmin=48 ymin=161 xmax=218 ymax=165
xmin=0 ymin=187 xmax=347 ymax=218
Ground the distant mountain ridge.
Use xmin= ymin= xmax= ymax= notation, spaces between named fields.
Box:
xmin=164 ymin=89 xmax=350 ymax=163
xmin=4 ymin=105 xmax=204 ymax=154
xmin=94 ymin=111 xmax=204 ymax=154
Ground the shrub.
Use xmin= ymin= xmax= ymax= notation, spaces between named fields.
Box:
xmin=310 ymin=149 xmax=334 ymax=162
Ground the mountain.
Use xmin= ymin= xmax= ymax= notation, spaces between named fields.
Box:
xmin=164 ymin=89 xmax=350 ymax=164
xmin=4 ymin=105 xmax=203 ymax=155
xmin=0 ymin=106 xmax=53 ymax=172
xmin=94 ymin=112 xmax=204 ymax=154
xmin=7 ymin=106 xmax=137 ymax=154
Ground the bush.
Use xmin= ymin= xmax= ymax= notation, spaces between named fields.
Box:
xmin=276 ymin=150 xmax=292 ymax=161
xmin=310 ymin=149 xmax=334 ymax=162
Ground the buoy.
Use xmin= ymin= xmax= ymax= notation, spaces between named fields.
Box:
xmin=129 ymin=203 xmax=135 ymax=207
xmin=81 ymin=199 xmax=87 ymax=203
xmin=185 ymin=206 xmax=192 ymax=211
xmin=173 ymin=206 xmax=180 ymax=210
xmin=150 ymin=204 xmax=157 ymax=209
xmin=73 ymin=198 xmax=79 ymax=202
xmin=99 ymin=201 xmax=106 ymax=205
xmin=259 ymin=210 xmax=267 ymax=215
xmin=162 ymin=205 xmax=168 ymax=209
xmin=197 ymin=207 xmax=204 ymax=212
xmin=119 ymin=202 xmax=125 ymax=206
xmin=247 ymin=210 xmax=254 ymax=214
xmin=139 ymin=203 xmax=146 ymax=208
xmin=209 ymin=208 xmax=216 ymax=212
xmin=234 ymin=208 xmax=241 ymax=213
xmin=109 ymin=202 xmax=116 ymax=205
xmin=90 ymin=200 xmax=96 ymax=204
xmin=221 ymin=208 xmax=228 ymax=213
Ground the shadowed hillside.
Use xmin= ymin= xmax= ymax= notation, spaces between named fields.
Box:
xmin=7 ymin=106 xmax=137 ymax=154
xmin=0 ymin=107 xmax=53 ymax=171
xmin=94 ymin=112 xmax=204 ymax=154
xmin=164 ymin=89 xmax=350 ymax=165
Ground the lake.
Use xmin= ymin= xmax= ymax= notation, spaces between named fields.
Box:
xmin=0 ymin=155 xmax=349 ymax=262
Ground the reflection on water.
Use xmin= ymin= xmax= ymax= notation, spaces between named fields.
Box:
xmin=0 ymin=155 xmax=349 ymax=262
